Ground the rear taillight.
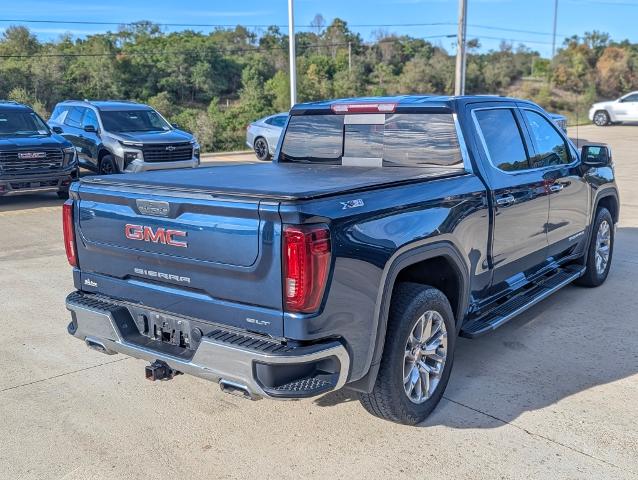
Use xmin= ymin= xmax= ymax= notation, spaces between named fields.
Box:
xmin=62 ymin=199 xmax=77 ymax=267
xmin=283 ymin=225 xmax=331 ymax=313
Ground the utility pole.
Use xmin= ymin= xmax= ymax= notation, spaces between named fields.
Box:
xmin=288 ymin=0 xmax=297 ymax=108
xmin=454 ymin=0 xmax=468 ymax=96
xmin=551 ymin=0 xmax=558 ymax=59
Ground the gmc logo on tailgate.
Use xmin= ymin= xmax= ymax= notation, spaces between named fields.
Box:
xmin=125 ymin=224 xmax=188 ymax=248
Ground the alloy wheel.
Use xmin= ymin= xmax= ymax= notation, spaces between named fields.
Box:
xmin=254 ymin=139 xmax=268 ymax=160
xmin=595 ymin=219 xmax=611 ymax=275
xmin=403 ymin=310 xmax=448 ymax=404
xmin=593 ymin=112 xmax=609 ymax=126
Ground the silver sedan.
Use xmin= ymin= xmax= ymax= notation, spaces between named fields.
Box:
xmin=246 ymin=113 xmax=288 ymax=161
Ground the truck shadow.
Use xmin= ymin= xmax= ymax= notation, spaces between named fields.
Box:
xmin=0 ymin=193 xmax=65 ymax=212
xmin=315 ymin=227 xmax=638 ymax=429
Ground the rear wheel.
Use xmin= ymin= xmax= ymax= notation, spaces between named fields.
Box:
xmin=576 ymin=207 xmax=614 ymax=287
xmin=99 ymin=154 xmax=118 ymax=175
xmin=359 ymin=283 xmax=456 ymax=425
xmin=593 ymin=110 xmax=610 ymax=126
xmin=254 ymin=137 xmax=271 ymax=161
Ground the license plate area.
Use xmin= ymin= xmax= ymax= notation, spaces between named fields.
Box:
xmin=137 ymin=311 xmax=196 ymax=350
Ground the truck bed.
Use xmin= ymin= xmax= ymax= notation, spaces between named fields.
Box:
xmin=79 ymin=162 xmax=466 ymax=200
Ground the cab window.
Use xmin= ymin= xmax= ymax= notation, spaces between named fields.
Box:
xmin=82 ymin=109 xmax=98 ymax=129
xmin=50 ymin=105 xmax=69 ymax=124
xmin=523 ymin=110 xmax=570 ymax=167
xmin=474 ymin=108 xmax=530 ymax=172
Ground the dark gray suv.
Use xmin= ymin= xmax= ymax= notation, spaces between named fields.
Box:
xmin=48 ymin=100 xmax=200 ymax=175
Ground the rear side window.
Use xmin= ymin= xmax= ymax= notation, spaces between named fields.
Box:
xmin=474 ymin=109 xmax=530 ymax=172
xmin=280 ymin=113 xmax=464 ymax=168
xmin=64 ymin=107 xmax=85 ymax=128
xmin=266 ymin=115 xmax=288 ymax=127
xmin=523 ymin=110 xmax=570 ymax=167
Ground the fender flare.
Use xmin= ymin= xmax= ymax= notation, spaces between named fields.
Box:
xmin=347 ymin=238 xmax=470 ymax=393
xmin=592 ymin=187 xmax=619 ymax=223
xmin=578 ymin=187 xmax=620 ymax=262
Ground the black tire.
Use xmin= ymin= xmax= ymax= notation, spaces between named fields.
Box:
xmin=254 ymin=137 xmax=271 ymax=161
xmin=56 ymin=190 xmax=69 ymax=200
xmin=359 ymin=283 xmax=456 ymax=425
xmin=575 ymin=207 xmax=614 ymax=287
xmin=98 ymin=154 xmax=118 ymax=175
xmin=593 ymin=110 xmax=610 ymax=127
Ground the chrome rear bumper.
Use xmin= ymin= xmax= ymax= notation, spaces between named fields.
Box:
xmin=66 ymin=292 xmax=349 ymax=399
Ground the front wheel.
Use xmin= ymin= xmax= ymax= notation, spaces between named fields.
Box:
xmin=575 ymin=208 xmax=614 ymax=287
xmin=99 ymin=154 xmax=118 ymax=175
xmin=359 ymin=283 xmax=456 ymax=425
xmin=593 ymin=110 xmax=610 ymax=126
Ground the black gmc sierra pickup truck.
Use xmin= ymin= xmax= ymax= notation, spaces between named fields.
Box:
xmin=64 ymin=95 xmax=619 ymax=425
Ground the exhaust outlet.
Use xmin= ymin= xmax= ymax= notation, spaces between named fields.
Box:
xmin=219 ymin=379 xmax=256 ymax=400
xmin=85 ymin=337 xmax=117 ymax=355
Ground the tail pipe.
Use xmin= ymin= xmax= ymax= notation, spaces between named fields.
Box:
xmin=85 ymin=337 xmax=116 ymax=355
xmin=219 ymin=379 xmax=257 ymax=400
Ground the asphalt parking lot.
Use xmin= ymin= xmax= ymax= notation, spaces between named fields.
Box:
xmin=1 ymin=126 xmax=637 ymax=479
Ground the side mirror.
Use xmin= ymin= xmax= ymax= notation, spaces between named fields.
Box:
xmin=171 ymin=123 xmax=180 ymax=129
xmin=84 ymin=125 xmax=97 ymax=133
xmin=582 ymin=144 xmax=611 ymax=167
xmin=51 ymin=126 xmax=63 ymax=134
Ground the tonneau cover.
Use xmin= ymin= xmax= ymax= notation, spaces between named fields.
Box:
xmin=80 ymin=162 xmax=465 ymax=200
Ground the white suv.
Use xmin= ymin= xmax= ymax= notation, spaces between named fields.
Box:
xmin=589 ymin=92 xmax=638 ymax=126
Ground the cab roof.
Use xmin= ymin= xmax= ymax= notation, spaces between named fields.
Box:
xmin=60 ymin=100 xmax=151 ymax=111
xmin=290 ymin=94 xmax=530 ymax=115
xmin=0 ymin=100 xmax=33 ymax=111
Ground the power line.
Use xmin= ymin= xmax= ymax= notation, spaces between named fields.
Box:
xmin=0 ymin=18 xmax=455 ymax=28
xmin=0 ymin=18 xmax=569 ymax=37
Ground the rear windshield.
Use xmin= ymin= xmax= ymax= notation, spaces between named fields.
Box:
xmin=100 ymin=109 xmax=171 ymax=133
xmin=0 ymin=110 xmax=50 ymax=136
xmin=280 ymin=113 xmax=464 ymax=168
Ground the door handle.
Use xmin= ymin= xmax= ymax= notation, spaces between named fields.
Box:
xmin=496 ymin=194 xmax=515 ymax=207
xmin=549 ymin=183 xmax=564 ymax=192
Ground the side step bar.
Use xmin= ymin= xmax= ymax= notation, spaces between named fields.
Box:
xmin=460 ymin=266 xmax=585 ymax=338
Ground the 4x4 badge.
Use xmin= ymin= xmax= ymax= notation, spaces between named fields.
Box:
xmin=341 ymin=199 xmax=365 ymax=210
xmin=136 ymin=199 xmax=170 ymax=217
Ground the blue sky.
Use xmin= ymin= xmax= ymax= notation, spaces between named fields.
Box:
xmin=1 ymin=0 xmax=637 ymax=57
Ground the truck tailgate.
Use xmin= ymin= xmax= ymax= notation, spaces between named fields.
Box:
xmin=74 ymin=181 xmax=284 ymax=337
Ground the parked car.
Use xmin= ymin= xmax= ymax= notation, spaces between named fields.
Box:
xmin=48 ymin=100 xmax=200 ymax=175
xmin=0 ymin=100 xmax=77 ymax=198
xmin=589 ymin=91 xmax=638 ymax=126
xmin=64 ymin=95 xmax=618 ymax=425
xmin=549 ymin=113 xmax=567 ymax=133
xmin=246 ymin=112 xmax=288 ymax=160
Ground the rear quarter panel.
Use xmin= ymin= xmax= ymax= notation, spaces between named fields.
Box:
xmin=279 ymin=174 xmax=490 ymax=381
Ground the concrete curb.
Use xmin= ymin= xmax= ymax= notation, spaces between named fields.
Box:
xmin=201 ymin=150 xmax=252 ymax=158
